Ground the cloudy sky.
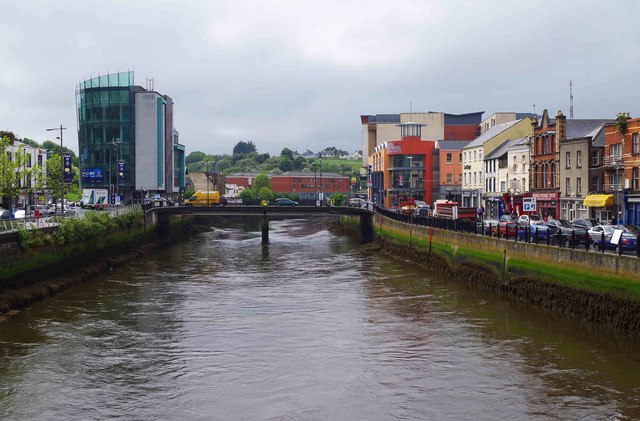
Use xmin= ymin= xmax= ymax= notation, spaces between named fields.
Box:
xmin=2 ymin=0 xmax=639 ymax=156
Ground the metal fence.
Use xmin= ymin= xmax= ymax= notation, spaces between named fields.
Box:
xmin=0 ymin=204 xmax=143 ymax=233
xmin=374 ymin=205 xmax=640 ymax=257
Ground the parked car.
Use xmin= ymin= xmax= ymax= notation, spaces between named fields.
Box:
xmin=0 ymin=209 xmax=14 ymax=220
xmin=14 ymin=209 xmax=34 ymax=219
xmin=590 ymin=226 xmax=638 ymax=251
xmin=34 ymin=205 xmax=54 ymax=216
xmin=517 ymin=222 xmax=551 ymax=241
xmin=517 ymin=214 xmax=544 ymax=226
xmin=52 ymin=205 xmax=76 ymax=216
xmin=273 ymin=198 xmax=298 ymax=207
xmin=348 ymin=197 xmax=366 ymax=208
xmin=544 ymin=219 xmax=588 ymax=243
xmin=571 ymin=218 xmax=600 ymax=231
xmin=413 ymin=200 xmax=431 ymax=217
xmin=478 ymin=219 xmax=500 ymax=235
xmin=498 ymin=214 xmax=518 ymax=238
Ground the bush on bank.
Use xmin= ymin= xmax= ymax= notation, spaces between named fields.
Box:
xmin=17 ymin=209 xmax=144 ymax=250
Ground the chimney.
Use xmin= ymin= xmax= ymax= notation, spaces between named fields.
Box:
xmin=556 ymin=110 xmax=566 ymax=142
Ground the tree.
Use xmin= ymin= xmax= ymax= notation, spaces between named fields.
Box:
xmin=185 ymin=151 xmax=206 ymax=164
xmin=293 ymin=156 xmax=306 ymax=171
xmin=615 ymin=113 xmax=628 ymax=137
xmin=253 ymin=173 xmax=271 ymax=190
xmin=233 ymin=140 xmax=257 ymax=155
xmin=280 ymin=147 xmax=294 ymax=161
xmin=0 ymin=136 xmax=29 ymax=212
xmin=278 ymin=157 xmax=293 ymax=172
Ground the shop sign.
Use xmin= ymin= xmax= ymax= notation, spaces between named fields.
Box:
xmin=533 ymin=192 xmax=558 ymax=200
xmin=387 ymin=142 xmax=402 ymax=155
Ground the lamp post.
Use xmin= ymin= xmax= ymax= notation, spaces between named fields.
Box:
xmin=108 ymin=138 xmax=121 ymax=205
xmin=313 ymin=161 xmax=318 ymax=206
xmin=45 ymin=125 xmax=66 ymax=216
xmin=319 ymin=158 xmax=323 ymax=207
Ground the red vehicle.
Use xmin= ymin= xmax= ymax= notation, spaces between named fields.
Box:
xmin=498 ymin=214 xmax=518 ymax=238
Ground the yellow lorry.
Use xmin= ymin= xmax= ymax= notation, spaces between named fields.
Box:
xmin=184 ymin=191 xmax=226 ymax=207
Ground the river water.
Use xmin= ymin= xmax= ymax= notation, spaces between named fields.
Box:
xmin=1 ymin=218 xmax=640 ymax=420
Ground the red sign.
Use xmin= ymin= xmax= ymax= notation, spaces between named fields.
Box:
xmin=387 ymin=141 xmax=403 ymax=155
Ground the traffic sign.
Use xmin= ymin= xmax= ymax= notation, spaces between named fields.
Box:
xmin=522 ymin=197 xmax=537 ymax=212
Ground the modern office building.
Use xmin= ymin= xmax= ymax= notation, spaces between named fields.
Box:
xmin=76 ymin=71 xmax=186 ymax=204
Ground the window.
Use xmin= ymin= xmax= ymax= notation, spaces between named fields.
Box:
xmin=446 ymin=153 xmax=452 ymax=163
xmin=634 ymin=168 xmax=639 ymax=191
xmin=576 ymin=150 xmax=582 ymax=168
xmin=592 ymin=151 xmax=599 ymax=166
xmin=446 ymin=173 xmax=452 ymax=183
xmin=611 ymin=144 xmax=622 ymax=159
xmin=634 ymin=133 xmax=639 ymax=155
xmin=566 ymin=152 xmax=571 ymax=168
xmin=500 ymin=181 xmax=506 ymax=191
xmin=459 ymin=153 xmax=462 ymax=163
xmin=577 ymin=177 xmax=582 ymax=196
xmin=474 ymin=151 xmax=477 ymax=161
xmin=566 ymin=177 xmax=571 ymax=194
xmin=474 ymin=172 xmax=477 ymax=185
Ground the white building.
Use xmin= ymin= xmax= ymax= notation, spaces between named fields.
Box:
xmin=483 ymin=136 xmax=528 ymax=218
xmin=461 ymin=118 xmax=532 ymax=207
xmin=2 ymin=140 xmax=49 ymax=209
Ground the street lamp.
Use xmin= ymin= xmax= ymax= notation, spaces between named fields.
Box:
xmin=108 ymin=138 xmax=121 ymax=205
xmin=319 ymin=158 xmax=323 ymax=206
xmin=313 ymin=161 xmax=318 ymax=206
xmin=45 ymin=125 xmax=66 ymax=216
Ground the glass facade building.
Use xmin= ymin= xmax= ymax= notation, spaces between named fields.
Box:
xmin=76 ymin=71 xmax=185 ymax=204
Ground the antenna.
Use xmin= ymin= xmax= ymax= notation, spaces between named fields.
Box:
xmin=533 ymin=104 xmax=536 ymax=116
xmin=569 ymin=80 xmax=574 ymax=119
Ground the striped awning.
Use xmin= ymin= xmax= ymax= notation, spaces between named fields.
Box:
xmin=583 ymin=194 xmax=614 ymax=207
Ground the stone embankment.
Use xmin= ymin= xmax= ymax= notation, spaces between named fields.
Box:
xmin=0 ymin=216 xmax=209 ymax=316
xmin=332 ymin=215 xmax=640 ymax=333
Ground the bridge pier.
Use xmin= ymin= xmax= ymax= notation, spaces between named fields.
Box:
xmin=156 ymin=212 xmax=171 ymax=245
xmin=262 ymin=213 xmax=269 ymax=244
xmin=360 ymin=214 xmax=374 ymax=244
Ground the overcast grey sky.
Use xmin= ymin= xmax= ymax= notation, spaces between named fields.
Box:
xmin=2 ymin=0 xmax=639 ymax=156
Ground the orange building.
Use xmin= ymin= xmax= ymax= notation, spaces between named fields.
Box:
xmin=370 ymin=122 xmax=435 ymax=208
xmin=436 ymin=140 xmax=469 ymax=203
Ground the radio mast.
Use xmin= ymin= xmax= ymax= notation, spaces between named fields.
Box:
xmin=569 ymin=80 xmax=574 ymax=119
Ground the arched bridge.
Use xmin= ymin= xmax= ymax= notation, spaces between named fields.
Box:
xmin=147 ymin=205 xmax=374 ymax=244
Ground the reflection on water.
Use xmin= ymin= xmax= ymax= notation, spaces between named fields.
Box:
xmin=0 ymin=218 xmax=639 ymax=420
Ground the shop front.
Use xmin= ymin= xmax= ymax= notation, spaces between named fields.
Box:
xmin=483 ymin=193 xmax=503 ymax=219
xmin=626 ymin=195 xmax=640 ymax=225
xmin=532 ymin=191 xmax=559 ymax=219
xmin=583 ymin=194 xmax=614 ymax=223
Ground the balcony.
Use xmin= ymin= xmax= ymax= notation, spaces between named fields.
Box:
xmin=602 ymin=155 xmax=624 ymax=169
xmin=603 ymin=183 xmax=624 ymax=193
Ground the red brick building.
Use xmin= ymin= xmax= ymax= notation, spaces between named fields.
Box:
xmin=226 ymin=172 xmax=349 ymax=204
xmin=604 ymin=115 xmax=640 ymax=224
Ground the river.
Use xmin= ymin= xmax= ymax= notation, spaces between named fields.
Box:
xmin=1 ymin=218 xmax=639 ymax=420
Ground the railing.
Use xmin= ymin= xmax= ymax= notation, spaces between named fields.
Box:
xmin=603 ymin=155 xmax=624 ymax=168
xmin=375 ymin=205 xmax=639 ymax=256
xmin=603 ymin=184 xmax=624 ymax=193
xmin=0 ymin=204 xmax=143 ymax=233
